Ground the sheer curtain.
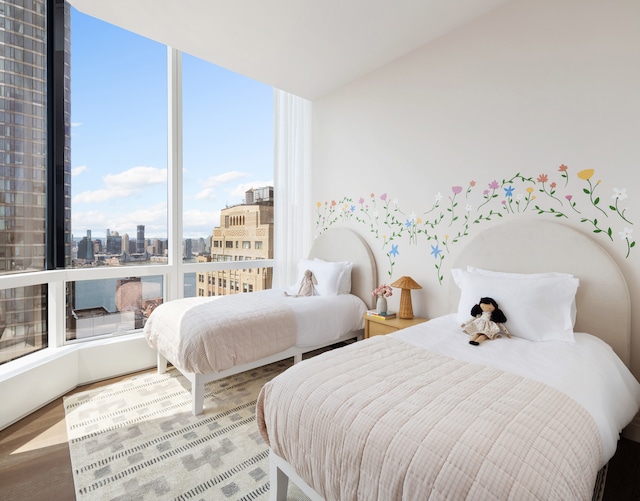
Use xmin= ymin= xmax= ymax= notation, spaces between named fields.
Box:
xmin=273 ymin=90 xmax=312 ymax=288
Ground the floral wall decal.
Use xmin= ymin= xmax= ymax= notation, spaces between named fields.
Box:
xmin=315 ymin=164 xmax=635 ymax=283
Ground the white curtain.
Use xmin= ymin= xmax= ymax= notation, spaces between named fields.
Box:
xmin=273 ymin=90 xmax=312 ymax=288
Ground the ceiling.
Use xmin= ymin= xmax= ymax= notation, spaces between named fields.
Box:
xmin=68 ymin=0 xmax=511 ymax=100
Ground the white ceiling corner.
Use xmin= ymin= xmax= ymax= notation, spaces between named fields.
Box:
xmin=68 ymin=0 xmax=512 ymax=100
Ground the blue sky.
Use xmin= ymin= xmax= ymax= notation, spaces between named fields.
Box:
xmin=70 ymin=8 xmax=274 ymax=241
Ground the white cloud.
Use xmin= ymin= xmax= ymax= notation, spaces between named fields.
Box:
xmin=194 ymin=170 xmax=250 ymax=200
xmin=73 ymin=204 xmax=221 ymax=241
xmin=104 ymin=166 xmax=166 ymax=189
xmin=72 ymin=166 xmax=166 ymax=204
xmin=71 ymin=122 xmax=83 ymax=128
xmin=183 ymin=209 xmax=221 ymax=238
xmin=229 ymin=179 xmax=274 ymax=199
xmin=71 ymin=168 xmax=268 ymax=240
xmin=71 ymin=210 xmax=108 ymax=237
xmin=73 ymin=203 xmax=167 ymax=238
xmin=74 ymin=188 xmax=135 ymax=203
xmin=72 ymin=165 xmax=88 ymax=177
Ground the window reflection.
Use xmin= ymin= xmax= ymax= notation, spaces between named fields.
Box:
xmin=66 ymin=276 xmax=163 ymax=341
xmin=0 ymin=284 xmax=47 ymax=364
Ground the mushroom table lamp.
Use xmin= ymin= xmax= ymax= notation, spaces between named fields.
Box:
xmin=390 ymin=276 xmax=422 ymax=319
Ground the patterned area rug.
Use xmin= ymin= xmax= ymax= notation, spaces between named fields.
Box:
xmin=64 ymin=360 xmax=309 ymax=501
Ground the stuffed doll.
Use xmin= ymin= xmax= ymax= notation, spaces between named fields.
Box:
xmin=461 ymin=297 xmax=511 ymax=346
xmin=284 ymin=269 xmax=317 ymax=297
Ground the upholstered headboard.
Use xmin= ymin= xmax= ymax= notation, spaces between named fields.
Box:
xmin=448 ymin=219 xmax=631 ymax=366
xmin=308 ymin=228 xmax=377 ymax=310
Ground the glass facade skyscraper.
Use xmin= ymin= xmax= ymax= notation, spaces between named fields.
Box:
xmin=0 ymin=0 xmax=70 ymax=363
xmin=0 ymin=0 xmax=70 ymax=272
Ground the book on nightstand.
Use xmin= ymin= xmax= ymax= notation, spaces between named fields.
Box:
xmin=366 ymin=310 xmax=397 ymax=320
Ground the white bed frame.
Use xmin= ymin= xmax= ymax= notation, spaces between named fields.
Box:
xmin=269 ymin=219 xmax=632 ymax=500
xmin=156 ymin=227 xmax=377 ymax=415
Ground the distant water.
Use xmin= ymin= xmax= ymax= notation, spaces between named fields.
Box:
xmin=74 ymin=274 xmax=197 ymax=311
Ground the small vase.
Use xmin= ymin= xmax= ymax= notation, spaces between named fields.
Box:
xmin=376 ymin=296 xmax=388 ymax=315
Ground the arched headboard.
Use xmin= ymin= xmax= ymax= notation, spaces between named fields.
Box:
xmin=448 ymin=219 xmax=631 ymax=366
xmin=309 ymin=228 xmax=377 ymax=310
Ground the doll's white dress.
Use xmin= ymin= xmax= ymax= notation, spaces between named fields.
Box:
xmin=462 ymin=311 xmax=502 ymax=339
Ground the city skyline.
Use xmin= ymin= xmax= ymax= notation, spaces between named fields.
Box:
xmin=69 ymin=7 xmax=274 ymax=241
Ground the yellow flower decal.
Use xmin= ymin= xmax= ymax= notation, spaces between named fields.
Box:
xmin=577 ymin=169 xmax=594 ymax=180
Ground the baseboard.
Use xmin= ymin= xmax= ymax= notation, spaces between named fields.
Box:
xmin=622 ymin=414 xmax=640 ymax=442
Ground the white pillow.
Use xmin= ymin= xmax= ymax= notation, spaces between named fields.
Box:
xmin=294 ymin=259 xmax=344 ymax=296
xmin=466 ymin=266 xmax=574 ymax=280
xmin=452 ymin=268 xmax=579 ymax=343
xmin=466 ymin=266 xmax=577 ymax=326
xmin=315 ymin=258 xmax=352 ymax=294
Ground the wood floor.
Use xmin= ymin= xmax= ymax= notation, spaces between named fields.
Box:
xmin=1 ymin=373 xmax=640 ymax=501
xmin=0 ymin=371 xmax=149 ymax=501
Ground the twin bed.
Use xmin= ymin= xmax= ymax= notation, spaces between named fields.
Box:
xmin=144 ymin=219 xmax=640 ymax=500
xmin=144 ymin=227 xmax=377 ymax=415
xmin=256 ymin=220 xmax=640 ymax=500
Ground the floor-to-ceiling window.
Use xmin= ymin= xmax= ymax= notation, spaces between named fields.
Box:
xmin=182 ymin=54 xmax=274 ymax=298
xmin=65 ymin=7 xmax=167 ymax=341
xmin=0 ymin=1 xmax=274 ymax=365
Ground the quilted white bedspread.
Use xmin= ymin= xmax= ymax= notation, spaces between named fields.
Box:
xmin=257 ymin=335 xmax=603 ymax=500
xmin=144 ymin=290 xmax=367 ymax=374
xmin=145 ymin=292 xmax=297 ymax=374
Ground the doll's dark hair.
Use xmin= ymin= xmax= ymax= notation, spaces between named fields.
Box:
xmin=470 ymin=297 xmax=507 ymax=323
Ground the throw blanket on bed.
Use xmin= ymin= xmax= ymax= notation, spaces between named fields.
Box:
xmin=257 ymin=336 xmax=602 ymax=501
xmin=145 ymin=294 xmax=297 ymax=374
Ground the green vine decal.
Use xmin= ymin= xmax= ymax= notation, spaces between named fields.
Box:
xmin=315 ymin=164 xmax=635 ymax=284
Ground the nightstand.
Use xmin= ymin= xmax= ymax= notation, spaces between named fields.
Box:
xmin=363 ymin=313 xmax=428 ymax=338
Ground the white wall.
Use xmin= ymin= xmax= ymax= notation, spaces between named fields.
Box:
xmin=311 ymin=0 xmax=640 ymax=375
xmin=0 ymin=335 xmax=156 ymax=429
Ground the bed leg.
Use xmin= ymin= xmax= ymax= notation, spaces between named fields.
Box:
xmin=192 ymin=379 xmax=205 ymax=416
xmin=157 ymin=352 xmax=168 ymax=374
xmin=270 ymin=453 xmax=289 ymax=501
xmin=293 ymin=353 xmax=302 ymax=364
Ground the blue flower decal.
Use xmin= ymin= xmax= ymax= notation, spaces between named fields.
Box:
xmin=389 ymin=244 xmax=399 ymax=257
xmin=504 ymin=185 xmax=515 ymax=197
xmin=430 ymin=244 xmax=442 ymax=258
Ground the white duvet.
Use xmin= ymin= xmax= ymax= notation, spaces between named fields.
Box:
xmin=262 ymin=289 xmax=367 ymax=347
xmin=392 ymin=314 xmax=640 ymax=464
xmin=145 ymin=289 xmax=368 ymax=373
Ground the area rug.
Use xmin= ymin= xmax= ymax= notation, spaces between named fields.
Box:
xmin=64 ymin=360 xmax=309 ymax=501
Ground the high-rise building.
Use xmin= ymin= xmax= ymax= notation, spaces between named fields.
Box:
xmin=0 ymin=0 xmax=70 ymax=272
xmin=121 ymin=233 xmax=130 ymax=256
xmin=136 ymin=225 xmax=145 ymax=254
xmin=184 ymin=239 xmax=193 ymax=259
xmin=196 ymin=187 xmax=274 ymax=297
xmin=0 ymin=0 xmax=70 ymax=364
xmin=106 ymin=231 xmax=122 ymax=255
xmin=76 ymin=230 xmax=94 ymax=262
